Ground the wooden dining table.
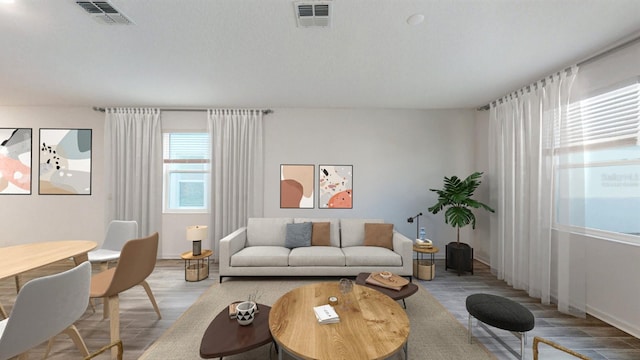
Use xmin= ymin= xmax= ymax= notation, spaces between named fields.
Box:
xmin=0 ymin=240 xmax=97 ymax=318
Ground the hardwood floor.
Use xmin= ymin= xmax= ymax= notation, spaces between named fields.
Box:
xmin=0 ymin=259 xmax=214 ymax=360
xmin=1 ymin=259 xmax=639 ymax=359
xmin=420 ymin=259 xmax=640 ymax=360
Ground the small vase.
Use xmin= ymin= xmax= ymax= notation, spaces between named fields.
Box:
xmin=236 ymin=301 xmax=257 ymax=326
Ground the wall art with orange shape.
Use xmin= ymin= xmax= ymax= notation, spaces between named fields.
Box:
xmin=319 ymin=165 xmax=352 ymax=209
xmin=39 ymin=129 xmax=92 ymax=195
xmin=0 ymin=128 xmax=32 ymax=194
xmin=280 ymin=164 xmax=314 ymax=208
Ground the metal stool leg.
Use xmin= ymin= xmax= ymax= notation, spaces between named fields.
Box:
xmin=468 ymin=314 xmax=473 ymax=343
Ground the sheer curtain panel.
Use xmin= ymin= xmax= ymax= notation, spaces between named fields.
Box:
xmin=489 ymin=67 xmax=586 ymax=317
xmin=105 ymin=108 xmax=162 ymax=238
xmin=208 ymin=109 xmax=264 ymax=258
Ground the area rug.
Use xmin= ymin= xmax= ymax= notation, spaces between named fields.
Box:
xmin=140 ymin=278 xmax=496 ymax=359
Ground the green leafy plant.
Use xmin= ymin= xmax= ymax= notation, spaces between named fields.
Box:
xmin=428 ymin=172 xmax=495 ymax=244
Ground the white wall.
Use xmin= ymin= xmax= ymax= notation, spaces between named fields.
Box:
xmin=263 ymin=108 xmax=478 ymax=252
xmin=158 ymin=107 xmax=483 ymax=256
xmin=584 ymin=235 xmax=640 ymax=337
xmin=0 ymin=107 xmax=482 ymax=258
xmin=0 ymin=107 xmax=106 ymax=246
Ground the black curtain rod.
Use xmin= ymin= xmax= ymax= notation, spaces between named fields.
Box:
xmin=93 ymin=107 xmax=273 ymax=115
xmin=477 ymin=32 xmax=640 ymax=111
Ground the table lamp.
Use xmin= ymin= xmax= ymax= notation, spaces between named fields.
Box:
xmin=407 ymin=212 xmax=423 ymax=239
xmin=186 ymin=225 xmax=208 ymax=256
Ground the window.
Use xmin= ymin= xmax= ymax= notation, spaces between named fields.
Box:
xmin=163 ymin=132 xmax=209 ymax=213
xmin=555 ymin=81 xmax=640 ymax=238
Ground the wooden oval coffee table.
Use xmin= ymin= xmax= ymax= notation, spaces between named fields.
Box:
xmin=269 ymin=282 xmax=409 ymax=360
xmin=200 ymin=303 xmax=273 ymax=358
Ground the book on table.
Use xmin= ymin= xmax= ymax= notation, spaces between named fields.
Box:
xmin=313 ymin=304 xmax=340 ymax=324
xmin=228 ymin=301 xmax=243 ymax=318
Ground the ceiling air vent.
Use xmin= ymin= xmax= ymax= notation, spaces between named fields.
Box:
xmin=76 ymin=1 xmax=133 ymax=25
xmin=294 ymin=1 xmax=332 ymax=28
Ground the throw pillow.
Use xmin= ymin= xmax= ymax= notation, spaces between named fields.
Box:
xmin=363 ymin=223 xmax=394 ymax=250
xmin=311 ymin=222 xmax=331 ymax=246
xmin=285 ymin=222 xmax=312 ymax=249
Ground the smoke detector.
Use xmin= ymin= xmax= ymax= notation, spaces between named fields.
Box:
xmin=294 ymin=1 xmax=332 ymax=27
xmin=75 ymin=1 xmax=133 ymax=25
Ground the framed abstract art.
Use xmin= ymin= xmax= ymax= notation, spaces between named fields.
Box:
xmin=0 ymin=128 xmax=32 ymax=194
xmin=319 ymin=165 xmax=352 ymax=209
xmin=280 ymin=164 xmax=314 ymax=208
xmin=39 ymin=128 xmax=92 ymax=195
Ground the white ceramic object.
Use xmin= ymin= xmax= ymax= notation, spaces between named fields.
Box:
xmin=236 ymin=301 xmax=257 ymax=326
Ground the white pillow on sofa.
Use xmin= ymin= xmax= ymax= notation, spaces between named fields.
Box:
xmin=340 ymin=218 xmax=384 ymax=248
xmin=246 ymin=218 xmax=293 ymax=247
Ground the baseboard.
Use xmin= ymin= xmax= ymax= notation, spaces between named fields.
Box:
xmin=466 ymin=257 xmax=640 ymax=339
xmin=586 ymin=305 xmax=640 ymax=339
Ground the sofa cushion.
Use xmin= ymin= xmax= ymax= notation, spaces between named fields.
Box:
xmin=246 ymin=218 xmax=292 ymax=247
xmin=294 ymin=218 xmax=340 ymax=247
xmin=311 ymin=222 xmax=331 ymax=246
xmin=230 ymin=246 xmax=290 ymax=267
xmin=340 ymin=218 xmax=384 ymax=248
xmin=364 ymin=223 xmax=394 ymax=250
xmin=289 ymin=246 xmax=346 ymax=266
xmin=285 ymin=222 xmax=312 ymax=249
xmin=342 ymin=246 xmax=403 ymax=266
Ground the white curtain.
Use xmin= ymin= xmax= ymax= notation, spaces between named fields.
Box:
xmin=208 ymin=109 xmax=264 ymax=258
xmin=105 ymin=108 xmax=163 ymax=239
xmin=489 ymin=67 xmax=586 ymax=316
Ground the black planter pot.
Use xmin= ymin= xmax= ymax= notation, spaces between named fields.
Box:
xmin=445 ymin=242 xmax=474 ymax=276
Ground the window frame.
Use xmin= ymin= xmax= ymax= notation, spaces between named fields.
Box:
xmin=162 ymin=131 xmax=210 ymax=214
xmin=551 ymin=79 xmax=640 ymax=244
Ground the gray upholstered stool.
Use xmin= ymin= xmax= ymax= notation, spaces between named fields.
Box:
xmin=466 ymin=293 xmax=535 ymax=360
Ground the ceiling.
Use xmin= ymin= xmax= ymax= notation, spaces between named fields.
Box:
xmin=1 ymin=0 xmax=639 ymax=110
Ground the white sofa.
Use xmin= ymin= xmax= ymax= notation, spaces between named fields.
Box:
xmin=219 ymin=217 xmax=413 ymax=282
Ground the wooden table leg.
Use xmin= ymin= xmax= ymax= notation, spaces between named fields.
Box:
xmin=108 ymin=295 xmax=120 ymax=360
xmin=0 ymin=302 xmax=7 ymax=319
xmin=14 ymin=274 xmax=22 ymax=293
xmin=73 ymin=252 xmax=89 ymax=265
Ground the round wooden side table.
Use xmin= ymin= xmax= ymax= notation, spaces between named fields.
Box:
xmin=180 ymin=249 xmax=213 ymax=282
xmin=413 ymin=245 xmax=439 ymax=281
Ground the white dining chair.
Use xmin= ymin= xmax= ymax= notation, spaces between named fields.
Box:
xmin=88 ymin=220 xmax=138 ymax=271
xmin=0 ymin=262 xmax=92 ymax=360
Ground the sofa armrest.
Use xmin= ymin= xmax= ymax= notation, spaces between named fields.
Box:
xmin=392 ymin=231 xmax=414 ymax=273
xmin=219 ymin=227 xmax=247 ymax=275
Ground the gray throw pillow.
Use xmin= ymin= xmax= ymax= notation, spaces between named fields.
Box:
xmin=285 ymin=222 xmax=312 ymax=249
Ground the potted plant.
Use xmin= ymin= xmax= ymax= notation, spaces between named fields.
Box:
xmin=428 ymin=171 xmax=494 ymax=275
